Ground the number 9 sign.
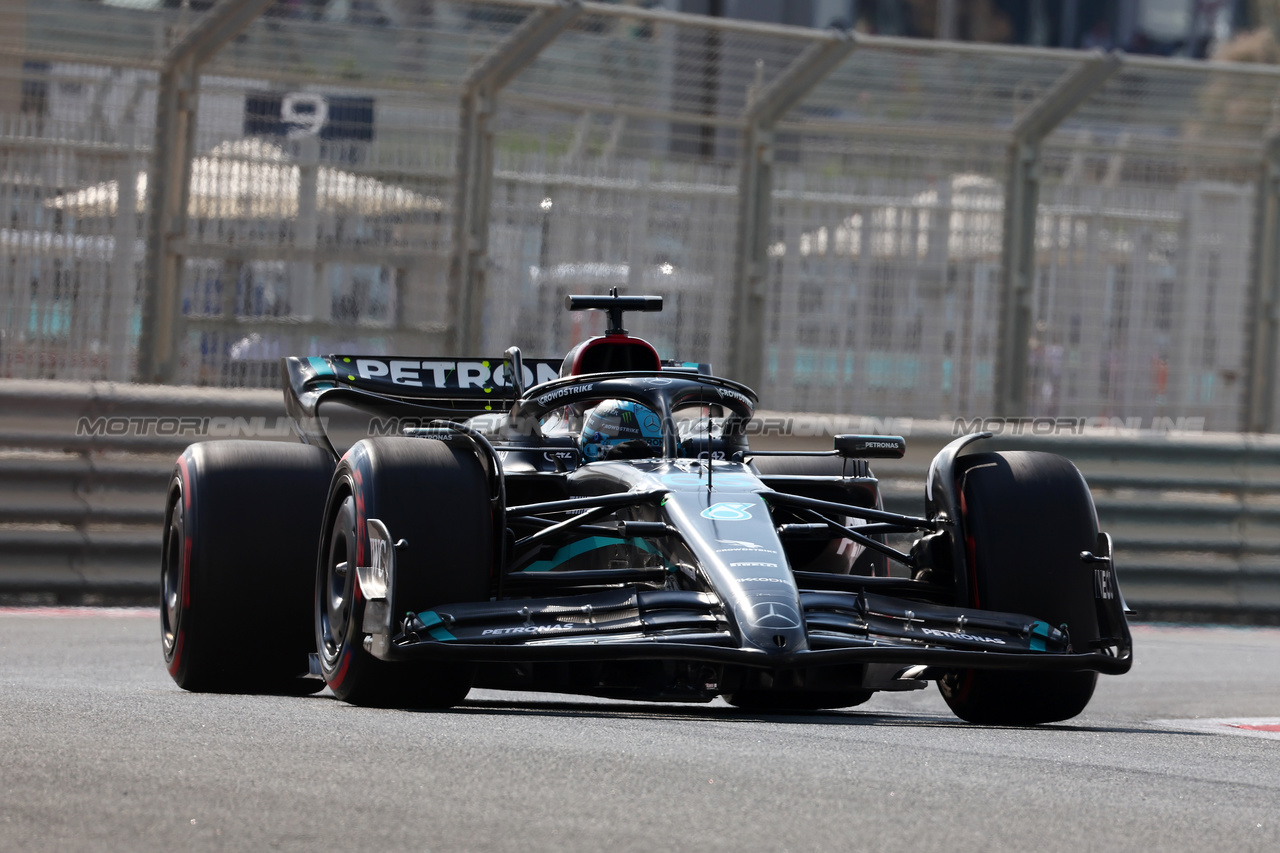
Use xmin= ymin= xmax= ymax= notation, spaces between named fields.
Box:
xmin=280 ymin=92 xmax=328 ymax=139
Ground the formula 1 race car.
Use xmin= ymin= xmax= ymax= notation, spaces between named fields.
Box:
xmin=161 ymin=291 xmax=1132 ymax=724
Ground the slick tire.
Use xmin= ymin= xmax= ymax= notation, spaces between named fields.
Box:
xmin=161 ymin=441 xmax=334 ymax=694
xmin=749 ymin=455 xmax=885 ymax=576
xmin=316 ymin=437 xmax=492 ymax=709
xmin=938 ymin=451 xmax=1101 ymax=726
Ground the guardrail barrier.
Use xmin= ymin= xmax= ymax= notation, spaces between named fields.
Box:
xmin=3 ymin=379 xmax=1277 ymax=622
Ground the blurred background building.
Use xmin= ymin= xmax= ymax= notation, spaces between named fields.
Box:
xmin=79 ymin=0 xmax=1271 ymax=57
xmin=682 ymin=1 xmax=1252 ymax=59
xmin=9 ymin=0 xmax=1280 ymax=433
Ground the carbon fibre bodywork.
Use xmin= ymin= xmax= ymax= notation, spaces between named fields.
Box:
xmin=364 ymin=454 xmax=1130 ymax=680
xmin=281 ymin=346 xmax=1132 ymax=705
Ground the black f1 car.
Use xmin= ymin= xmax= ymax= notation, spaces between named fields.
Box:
xmin=161 ymin=291 xmax=1131 ymax=724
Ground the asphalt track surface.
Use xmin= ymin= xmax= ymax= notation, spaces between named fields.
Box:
xmin=1 ymin=611 xmax=1277 ymax=853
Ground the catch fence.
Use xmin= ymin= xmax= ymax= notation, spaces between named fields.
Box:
xmin=3 ymin=0 xmax=1280 ymax=431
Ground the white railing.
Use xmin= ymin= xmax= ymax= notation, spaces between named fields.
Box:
xmin=1 ymin=378 xmax=1277 ymax=620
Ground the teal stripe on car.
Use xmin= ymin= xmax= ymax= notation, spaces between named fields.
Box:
xmin=416 ymin=610 xmax=456 ymax=642
xmin=522 ymin=536 xmax=672 ymax=573
xmin=307 ymin=356 xmax=335 ymax=377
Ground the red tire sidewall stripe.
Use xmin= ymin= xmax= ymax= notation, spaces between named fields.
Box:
xmin=330 ymin=647 xmax=351 ymax=690
xmin=167 ymin=630 xmax=184 ymax=677
xmin=352 ymin=466 xmax=366 ymax=566
xmin=958 ymin=486 xmax=980 ymax=610
xmin=168 ymin=453 xmax=195 ymax=677
xmin=328 ymin=466 xmax=364 ymax=691
xmin=956 ymin=477 xmax=978 ymax=704
xmin=177 ymin=454 xmax=193 ymax=610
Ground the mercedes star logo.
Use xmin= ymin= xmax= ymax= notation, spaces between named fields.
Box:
xmin=750 ymin=601 xmax=801 ymax=630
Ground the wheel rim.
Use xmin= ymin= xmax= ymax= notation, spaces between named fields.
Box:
xmin=160 ymin=496 xmax=183 ymax=656
xmin=319 ymin=494 xmax=356 ymax=670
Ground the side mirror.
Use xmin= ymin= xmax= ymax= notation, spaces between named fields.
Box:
xmin=834 ymin=434 xmax=906 ymax=459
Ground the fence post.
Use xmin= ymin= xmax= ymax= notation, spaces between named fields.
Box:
xmin=448 ymin=0 xmax=583 ymax=355
xmin=135 ymin=0 xmax=275 ymax=384
xmin=107 ymin=81 xmax=147 ymax=383
xmin=1244 ymin=131 xmax=1280 ymax=432
xmin=294 ymin=134 xmax=321 ymax=322
xmin=729 ymin=30 xmax=856 ymax=393
xmin=994 ymin=51 xmax=1120 ymax=416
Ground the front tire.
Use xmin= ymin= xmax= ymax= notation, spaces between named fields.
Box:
xmin=161 ymin=441 xmax=334 ymax=693
xmin=317 ymin=437 xmax=492 ymax=708
xmin=938 ymin=451 xmax=1101 ymax=725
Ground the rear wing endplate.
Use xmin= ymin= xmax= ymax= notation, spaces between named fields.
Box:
xmin=282 ymin=354 xmax=712 ymax=457
xmin=307 ymin=355 xmax=563 ymax=397
xmin=283 ymin=354 xmax=563 ymax=454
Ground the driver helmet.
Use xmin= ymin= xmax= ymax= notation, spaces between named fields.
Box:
xmin=580 ymin=399 xmax=663 ymax=462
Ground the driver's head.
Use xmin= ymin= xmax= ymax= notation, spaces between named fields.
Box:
xmin=579 ymin=399 xmax=663 ymax=462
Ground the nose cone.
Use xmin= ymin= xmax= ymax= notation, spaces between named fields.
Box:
xmin=656 ymin=485 xmax=808 ymax=655
xmin=738 ymin=597 xmax=807 ymax=652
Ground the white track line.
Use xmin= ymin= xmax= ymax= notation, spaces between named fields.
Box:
xmin=1150 ymin=718 xmax=1280 ymax=740
xmin=0 ymin=607 xmax=155 ymax=618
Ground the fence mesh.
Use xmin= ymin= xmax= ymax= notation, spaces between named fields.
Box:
xmin=4 ymin=0 xmax=1280 ymax=431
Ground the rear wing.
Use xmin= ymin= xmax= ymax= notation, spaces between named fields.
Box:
xmin=283 ymin=354 xmax=563 ymax=454
xmin=302 ymin=355 xmax=563 ymax=397
xmin=282 ymin=353 xmax=715 ymax=457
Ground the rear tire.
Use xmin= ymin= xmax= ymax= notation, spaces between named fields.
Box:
xmin=161 ymin=441 xmax=334 ymax=693
xmin=316 ymin=437 xmax=492 ymax=708
xmin=938 ymin=451 xmax=1100 ymax=725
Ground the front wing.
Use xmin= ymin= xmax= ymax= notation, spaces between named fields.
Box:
xmin=369 ymin=584 xmax=1133 ymax=677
